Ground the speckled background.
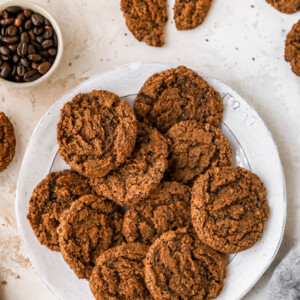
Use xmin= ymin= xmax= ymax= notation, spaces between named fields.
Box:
xmin=0 ymin=0 xmax=299 ymax=299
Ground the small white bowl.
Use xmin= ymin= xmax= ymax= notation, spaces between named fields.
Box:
xmin=0 ymin=0 xmax=63 ymax=88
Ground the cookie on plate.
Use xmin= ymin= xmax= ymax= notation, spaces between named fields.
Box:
xmin=122 ymin=181 xmax=191 ymax=245
xmin=145 ymin=227 xmax=227 ymax=300
xmin=134 ymin=66 xmax=223 ymax=133
xmin=191 ymin=166 xmax=270 ymax=253
xmin=27 ymin=170 xmax=92 ymax=251
xmin=90 ymin=243 xmax=152 ymax=300
xmin=57 ymin=90 xmax=137 ymax=177
xmin=285 ymin=19 xmax=300 ymax=76
xmin=57 ymin=195 xmax=124 ymax=279
xmin=0 ymin=112 xmax=15 ymax=172
xmin=265 ymin=0 xmax=300 ymax=13
xmin=174 ymin=0 xmax=213 ymax=30
xmin=89 ymin=122 xmax=168 ymax=207
xmin=165 ymin=121 xmax=232 ymax=185
xmin=121 ymin=0 xmax=167 ymax=47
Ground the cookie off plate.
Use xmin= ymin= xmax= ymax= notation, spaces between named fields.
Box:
xmin=15 ymin=62 xmax=286 ymax=300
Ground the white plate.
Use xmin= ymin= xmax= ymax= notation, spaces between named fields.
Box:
xmin=15 ymin=62 xmax=286 ymax=300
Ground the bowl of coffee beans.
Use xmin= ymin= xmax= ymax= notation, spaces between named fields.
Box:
xmin=0 ymin=1 xmax=63 ymax=87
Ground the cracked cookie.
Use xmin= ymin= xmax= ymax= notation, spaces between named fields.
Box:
xmin=57 ymin=90 xmax=137 ymax=177
xmin=174 ymin=0 xmax=213 ymax=30
xmin=90 ymin=243 xmax=152 ymax=300
xmin=145 ymin=227 xmax=227 ymax=300
xmin=89 ymin=122 xmax=168 ymax=207
xmin=27 ymin=170 xmax=92 ymax=251
xmin=57 ymin=195 xmax=124 ymax=279
xmin=121 ymin=0 xmax=167 ymax=47
xmin=191 ymin=167 xmax=270 ymax=253
xmin=265 ymin=0 xmax=300 ymax=13
xmin=285 ymin=19 xmax=300 ymax=76
xmin=122 ymin=181 xmax=191 ymax=245
xmin=165 ymin=121 xmax=232 ymax=185
xmin=134 ymin=66 xmax=223 ymax=133
xmin=0 ymin=112 xmax=15 ymax=172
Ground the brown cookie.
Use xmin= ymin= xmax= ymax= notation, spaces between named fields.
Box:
xmin=285 ymin=19 xmax=300 ymax=76
xmin=265 ymin=0 xmax=300 ymax=13
xmin=165 ymin=121 xmax=232 ymax=185
xmin=57 ymin=195 xmax=124 ymax=279
xmin=0 ymin=112 xmax=15 ymax=172
xmin=57 ymin=90 xmax=137 ymax=177
xmin=27 ymin=170 xmax=92 ymax=251
xmin=134 ymin=66 xmax=223 ymax=133
xmin=145 ymin=227 xmax=227 ymax=300
xmin=89 ymin=243 xmax=152 ymax=300
xmin=191 ymin=167 xmax=270 ymax=253
xmin=121 ymin=0 xmax=167 ymax=47
xmin=122 ymin=181 xmax=191 ymax=245
xmin=89 ymin=122 xmax=168 ymax=207
xmin=174 ymin=0 xmax=213 ymax=30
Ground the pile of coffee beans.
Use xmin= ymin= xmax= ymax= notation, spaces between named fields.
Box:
xmin=0 ymin=6 xmax=58 ymax=83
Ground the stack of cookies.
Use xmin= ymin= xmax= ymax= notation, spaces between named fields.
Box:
xmin=27 ymin=66 xmax=270 ymax=300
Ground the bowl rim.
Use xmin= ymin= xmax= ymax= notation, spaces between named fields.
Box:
xmin=0 ymin=0 xmax=63 ymax=88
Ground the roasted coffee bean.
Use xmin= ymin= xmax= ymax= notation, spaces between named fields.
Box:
xmin=24 ymin=19 xmax=32 ymax=30
xmin=48 ymin=48 xmax=56 ymax=56
xmin=14 ymin=75 xmax=21 ymax=82
xmin=28 ymin=44 xmax=36 ymax=54
xmin=53 ymin=33 xmax=58 ymax=46
xmin=33 ymin=26 xmax=43 ymax=35
xmin=42 ymin=39 xmax=54 ymax=49
xmin=28 ymin=30 xmax=35 ymax=41
xmin=1 ymin=66 xmax=11 ymax=78
xmin=7 ymin=25 xmax=17 ymax=36
xmin=28 ymin=54 xmax=41 ymax=62
xmin=2 ymin=36 xmax=19 ymax=44
xmin=17 ymin=12 xmax=25 ymax=20
xmin=1 ymin=10 xmax=9 ymax=19
xmin=12 ymin=54 xmax=19 ymax=63
xmin=18 ymin=27 xmax=23 ymax=33
xmin=38 ymin=61 xmax=51 ymax=74
xmin=21 ymin=32 xmax=29 ymax=43
xmin=31 ymin=62 xmax=39 ymax=69
xmin=20 ymin=57 xmax=30 ymax=66
xmin=36 ymin=35 xmax=44 ymax=44
xmin=1 ymin=55 xmax=10 ymax=61
xmin=11 ymin=65 xmax=16 ymax=76
xmin=44 ymin=18 xmax=51 ymax=26
xmin=24 ymin=9 xmax=32 ymax=18
xmin=31 ymin=13 xmax=43 ymax=26
xmin=6 ymin=6 xmax=22 ymax=14
xmin=17 ymin=65 xmax=25 ymax=76
xmin=17 ymin=42 xmax=28 ymax=56
xmin=0 ymin=46 xmax=10 ymax=55
xmin=8 ymin=44 xmax=18 ymax=52
xmin=24 ymin=69 xmax=40 ymax=81
xmin=1 ymin=27 xmax=7 ymax=36
xmin=41 ymin=50 xmax=49 ymax=58
xmin=14 ymin=18 xmax=22 ymax=27
xmin=1 ymin=62 xmax=10 ymax=68
xmin=44 ymin=29 xmax=53 ymax=39
xmin=1 ymin=18 xmax=14 ymax=26
xmin=31 ymin=40 xmax=41 ymax=50
xmin=0 ymin=59 xmax=2 ymax=66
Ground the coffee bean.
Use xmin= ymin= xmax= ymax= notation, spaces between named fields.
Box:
xmin=7 ymin=25 xmax=17 ymax=36
xmin=1 ymin=55 xmax=10 ymax=61
xmin=44 ymin=29 xmax=53 ymax=39
xmin=14 ymin=75 xmax=21 ymax=82
xmin=31 ymin=13 xmax=43 ymax=26
xmin=20 ymin=57 xmax=30 ymax=66
xmin=28 ymin=54 xmax=41 ymax=62
xmin=0 ymin=46 xmax=10 ymax=55
xmin=31 ymin=62 xmax=39 ymax=69
xmin=41 ymin=50 xmax=50 ymax=58
xmin=28 ymin=44 xmax=36 ymax=54
xmin=17 ymin=42 xmax=28 ymax=56
xmin=44 ymin=18 xmax=51 ymax=26
xmin=42 ymin=39 xmax=54 ymax=49
xmin=33 ymin=26 xmax=43 ymax=35
xmin=6 ymin=6 xmax=22 ymax=14
xmin=28 ymin=30 xmax=35 ymax=41
xmin=31 ymin=41 xmax=41 ymax=50
xmin=53 ymin=33 xmax=58 ymax=46
xmin=18 ymin=27 xmax=23 ymax=33
xmin=1 ymin=66 xmax=11 ymax=78
xmin=36 ymin=35 xmax=44 ymax=44
xmin=8 ymin=44 xmax=18 ymax=52
xmin=24 ymin=9 xmax=32 ymax=18
xmin=24 ymin=19 xmax=32 ymax=30
xmin=24 ymin=69 xmax=40 ymax=81
xmin=17 ymin=65 xmax=25 ymax=76
xmin=1 ymin=62 xmax=10 ymax=69
xmin=0 ymin=59 xmax=2 ymax=66
xmin=1 ymin=18 xmax=14 ymax=26
xmin=48 ymin=48 xmax=57 ymax=56
xmin=12 ymin=54 xmax=19 ymax=63
xmin=38 ymin=61 xmax=51 ymax=74
xmin=2 ymin=36 xmax=19 ymax=44
xmin=14 ymin=18 xmax=22 ymax=27
xmin=21 ymin=32 xmax=29 ymax=43
xmin=17 ymin=12 xmax=24 ymax=20
xmin=11 ymin=65 xmax=16 ymax=76
xmin=1 ymin=10 xmax=9 ymax=19
xmin=1 ymin=27 xmax=7 ymax=36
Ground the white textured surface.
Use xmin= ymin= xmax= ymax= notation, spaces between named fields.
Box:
xmin=0 ymin=0 xmax=299 ymax=300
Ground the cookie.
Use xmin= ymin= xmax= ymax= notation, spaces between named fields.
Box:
xmin=89 ymin=243 xmax=152 ymax=300
xmin=57 ymin=195 xmax=124 ymax=279
xmin=265 ymin=0 xmax=300 ymax=13
xmin=145 ymin=227 xmax=227 ymax=300
xmin=174 ymin=0 xmax=213 ymax=30
xmin=89 ymin=122 xmax=168 ymax=207
xmin=134 ymin=66 xmax=223 ymax=133
xmin=27 ymin=170 xmax=92 ymax=251
xmin=121 ymin=0 xmax=167 ymax=47
xmin=191 ymin=167 xmax=270 ymax=253
xmin=165 ymin=121 xmax=232 ymax=185
xmin=285 ymin=19 xmax=300 ymax=76
xmin=57 ymin=90 xmax=137 ymax=177
xmin=0 ymin=112 xmax=15 ymax=172
xmin=122 ymin=181 xmax=191 ymax=245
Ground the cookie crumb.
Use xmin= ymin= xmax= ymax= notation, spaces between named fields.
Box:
xmin=205 ymin=38 xmax=209 ymax=42
xmin=235 ymin=47 xmax=239 ymax=50
xmin=124 ymin=33 xmax=127 ymax=36
xmin=16 ymin=275 xmax=20 ymax=279
xmin=251 ymin=5 xmax=254 ymax=8
xmin=2 ymin=280 xmax=7 ymax=285
xmin=68 ymin=62 xmax=72 ymax=66
xmin=252 ymin=57 xmax=255 ymax=61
